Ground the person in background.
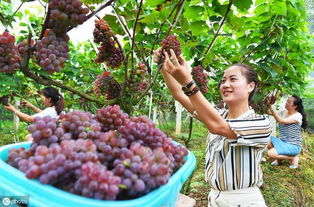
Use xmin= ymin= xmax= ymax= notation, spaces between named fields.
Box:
xmin=154 ymin=48 xmax=271 ymax=207
xmin=267 ymin=95 xmax=307 ymax=169
xmin=4 ymin=87 xmax=64 ymax=141
xmin=4 ymin=87 xmax=64 ymax=122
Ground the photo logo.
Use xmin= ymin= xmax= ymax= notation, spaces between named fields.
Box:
xmin=2 ymin=198 xmax=10 ymax=206
xmin=0 ymin=196 xmax=28 ymax=207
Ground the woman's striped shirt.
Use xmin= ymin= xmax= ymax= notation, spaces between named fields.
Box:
xmin=205 ymin=109 xmax=271 ymax=191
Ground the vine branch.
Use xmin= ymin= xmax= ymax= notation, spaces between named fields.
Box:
xmin=149 ymin=0 xmax=183 ymax=55
xmin=136 ymin=66 xmax=161 ymax=104
xmin=166 ymin=0 xmax=185 ymax=36
xmin=130 ymin=0 xmax=144 ymax=80
xmin=201 ymin=0 xmax=233 ymax=66
xmin=20 ymin=33 xmax=112 ymax=106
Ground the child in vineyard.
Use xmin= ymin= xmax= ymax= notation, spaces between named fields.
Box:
xmin=154 ymin=48 xmax=271 ymax=207
xmin=267 ymin=95 xmax=307 ymax=169
xmin=4 ymin=87 xmax=64 ymax=141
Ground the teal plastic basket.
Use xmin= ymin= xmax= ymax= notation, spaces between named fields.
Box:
xmin=0 ymin=142 xmax=196 ymax=207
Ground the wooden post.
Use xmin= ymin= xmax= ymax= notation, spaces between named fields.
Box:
xmin=175 ymin=101 xmax=182 ymax=134
xmin=153 ymin=106 xmax=157 ymax=123
xmin=13 ymin=100 xmax=20 ymax=143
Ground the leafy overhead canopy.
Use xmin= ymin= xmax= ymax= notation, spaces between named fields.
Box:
xmin=0 ymin=0 xmax=313 ymax=114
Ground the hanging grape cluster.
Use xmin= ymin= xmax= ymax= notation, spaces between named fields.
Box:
xmin=0 ymin=31 xmax=21 ymax=73
xmin=93 ymin=19 xmax=124 ymax=69
xmin=48 ymin=0 xmax=89 ymax=34
xmin=35 ymin=30 xmax=69 ymax=73
xmin=17 ymin=39 xmax=35 ymax=56
xmin=33 ymin=0 xmax=89 ymax=73
xmin=93 ymin=71 xmax=121 ymax=100
xmin=191 ymin=65 xmax=209 ymax=94
xmin=128 ymin=62 xmax=149 ymax=92
xmin=7 ymin=105 xmax=188 ymax=201
xmin=160 ymin=35 xmax=181 ymax=63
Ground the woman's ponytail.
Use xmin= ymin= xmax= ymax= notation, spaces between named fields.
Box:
xmin=40 ymin=87 xmax=64 ymax=115
xmin=292 ymin=95 xmax=307 ymax=129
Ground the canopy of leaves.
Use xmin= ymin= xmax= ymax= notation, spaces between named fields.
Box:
xmin=0 ymin=0 xmax=313 ymax=114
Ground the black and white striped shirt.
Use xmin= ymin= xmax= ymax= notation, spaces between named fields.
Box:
xmin=205 ymin=109 xmax=271 ymax=191
xmin=279 ymin=111 xmax=303 ymax=147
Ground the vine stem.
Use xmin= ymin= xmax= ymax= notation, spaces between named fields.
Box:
xmin=130 ymin=0 xmax=144 ymax=81
xmin=149 ymin=0 xmax=184 ymax=55
xmin=200 ymin=0 xmax=234 ymax=66
xmin=166 ymin=0 xmax=185 ymax=36
xmin=136 ymin=66 xmax=161 ymax=105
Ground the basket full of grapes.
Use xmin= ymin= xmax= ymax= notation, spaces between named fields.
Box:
xmin=0 ymin=105 xmax=196 ymax=207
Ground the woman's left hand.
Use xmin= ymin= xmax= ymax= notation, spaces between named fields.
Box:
xmin=163 ymin=49 xmax=193 ymax=86
xmin=4 ymin=104 xmax=16 ymax=112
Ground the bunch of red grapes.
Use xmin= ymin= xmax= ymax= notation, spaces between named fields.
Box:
xmin=128 ymin=62 xmax=148 ymax=92
xmin=35 ymin=30 xmax=69 ymax=73
xmin=93 ymin=71 xmax=121 ymax=100
xmin=7 ymin=105 xmax=188 ymax=201
xmin=160 ymin=35 xmax=181 ymax=63
xmin=0 ymin=31 xmax=21 ymax=73
xmin=48 ymin=0 xmax=89 ymax=34
xmin=191 ymin=65 xmax=209 ymax=94
xmin=93 ymin=19 xmax=124 ymax=69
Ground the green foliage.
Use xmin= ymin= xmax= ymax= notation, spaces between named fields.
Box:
xmin=0 ymin=0 xmax=313 ymax=114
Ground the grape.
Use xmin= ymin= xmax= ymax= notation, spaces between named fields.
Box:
xmin=160 ymin=35 xmax=181 ymax=63
xmin=17 ymin=39 xmax=35 ymax=56
xmin=59 ymin=110 xmax=102 ymax=140
xmin=74 ymin=162 xmax=121 ymax=200
xmin=48 ymin=0 xmax=89 ymax=34
xmin=28 ymin=116 xmax=60 ymax=146
xmin=35 ymin=30 xmax=69 ymax=73
xmin=93 ymin=71 xmax=121 ymax=100
xmin=96 ymin=105 xmax=129 ymax=132
xmin=93 ymin=19 xmax=124 ymax=69
xmin=191 ymin=65 xmax=209 ymax=94
xmin=0 ymin=31 xmax=21 ymax=73
xmin=6 ymin=105 xmax=189 ymax=201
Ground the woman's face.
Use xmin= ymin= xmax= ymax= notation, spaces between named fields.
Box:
xmin=219 ymin=66 xmax=254 ymax=105
xmin=40 ymin=95 xmax=52 ymax=107
xmin=285 ymin=97 xmax=296 ymax=111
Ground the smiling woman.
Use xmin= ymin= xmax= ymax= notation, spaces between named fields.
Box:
xmin=153 ymin=48 xmax=272 ymax=207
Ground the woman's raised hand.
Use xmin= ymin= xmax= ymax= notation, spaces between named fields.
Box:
xmin=21 ymin=100 xmax=31 ymax=107
xmin=4 ymin=104 xmax=16 ymax=112
xmin=162 ymin=49 xmax=192 ymax=86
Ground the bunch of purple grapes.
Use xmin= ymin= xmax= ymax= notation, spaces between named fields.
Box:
xmin=17 ymin=39 xmax=35 ymax=56
xmin=96 ymin=105 xmax=129 ymax=132
xmin=160 ymin=35 xmax=181 ymax=63
xmin=58 ymin=110 xmax=102 ymax=140
xmin=110 ymin=142 xmax=173 ymax=198
xmin=93 ymin=19 xmax=114 ymax=43
xmin=93 ymin=19 xmax=124 ymax=69
xmin=35 ymin=30 xmax=69 ymax=73
xmin=0 ymin=31 xmax=21 ymax=73
xmin=73 ymin=162 xmax=122 ymax=200
xmin=191 ymin=65 xmax=209 ymax=94
xmin=48 ymin=0 xmax=89 ymax=34
xmin=7 ymin=105 xmax=189 ymax=201
xmin=27 ymin=116 xmax=60 ymax=146
xmin=18 ymin=139 xmax=98 ymax=185
xmin=128 ymin=62 xmax=148 ymax=92
xmin=93 ymin=72 xmax=121 ymax=100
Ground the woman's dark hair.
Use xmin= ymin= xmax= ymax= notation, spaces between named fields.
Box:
xmin=292 ymin=95 xmax=307 ymax=129
xmin=40 ymin=87 xmax=64 ymax=115
xmin=218 ymin=63 xmax=259 ymax=103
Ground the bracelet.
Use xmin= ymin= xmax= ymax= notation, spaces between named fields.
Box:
xmin=184 ymin=86 xmax=200 ymax=96
xmin=181 ymin=80 xmax=195 ymax=92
